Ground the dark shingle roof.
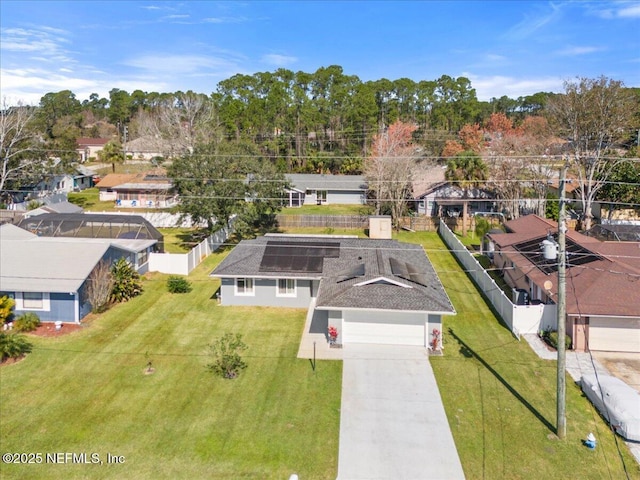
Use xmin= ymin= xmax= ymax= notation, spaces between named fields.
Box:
xmin=211 ymin=235 xmax=455 ymax=314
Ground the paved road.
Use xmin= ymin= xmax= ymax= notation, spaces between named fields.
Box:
xmin=336 ymin=344 xmax=465 ymax=480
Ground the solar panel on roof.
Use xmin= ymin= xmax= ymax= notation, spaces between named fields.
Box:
xmin=259 ymin=240 xmax=340 ymax=273
xmin=514 ymin=236 xmax=602 ymax=274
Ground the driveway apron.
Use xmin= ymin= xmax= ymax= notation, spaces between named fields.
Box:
xmin=337 ymin=344 xmax=465 ymax=480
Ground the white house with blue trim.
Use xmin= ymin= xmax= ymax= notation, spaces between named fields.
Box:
xmin=0 ymin=224 xmax=155 ymax=324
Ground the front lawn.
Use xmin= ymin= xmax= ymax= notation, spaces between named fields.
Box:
xmin=394 ymin=231 xmax=639 ymax=480
xmin=0 ymin=253 xmax=341 ymax=479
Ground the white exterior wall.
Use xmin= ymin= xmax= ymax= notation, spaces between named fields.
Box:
xmin=439 ymin=221 xmax=556 ymax=337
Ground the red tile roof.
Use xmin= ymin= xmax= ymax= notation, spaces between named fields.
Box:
xmin=76 ymin=137 xmax=110 ymax=147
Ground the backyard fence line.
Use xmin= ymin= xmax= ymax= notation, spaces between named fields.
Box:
xmin=148 ymin=224 xmax=233 ymax=276
xmin=438 ymin=221 xmax=556 ymax=336
xmin=276 ymin=214 xmax=369 ymax=229
xmin=276 ymin=214 xmax=471 ymax=231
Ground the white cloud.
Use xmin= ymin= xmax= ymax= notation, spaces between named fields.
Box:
xmin=618 ymin=3 xmax=640 ymax=17
xmin=591 ymin=1 xmax=640 ymax=19
xmin=463 ymin=74 xmax=565 ymax=101
xmin=555 ymin=45 xmax=604 ymax=56
xmin=123 ymin=54 xmax=238 ymax=74
xmin=504 ymin=3 xmax=564 ymax=40
xmin=261 ymin=54 xmax=298 ymax=67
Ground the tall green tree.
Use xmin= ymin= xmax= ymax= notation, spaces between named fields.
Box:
xmin=596 ymin=160 xmax=640 ymax=220
xmin=98 ymin=140 xmax=124 ymax=173
xmin=445 ymin=150 xmax=488 ymax=235
xmin=169 ymin=142 xmax=287 ymax=236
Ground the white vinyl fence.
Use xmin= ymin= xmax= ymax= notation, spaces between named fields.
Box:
xmin=438 ymin=221 xmax=556 ymax=336
xmin=148 ymin=225 xmax=232 ymax=275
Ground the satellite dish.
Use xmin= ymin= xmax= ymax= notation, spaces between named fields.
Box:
xmin=543 ymin=280 xmax=553 ymax=292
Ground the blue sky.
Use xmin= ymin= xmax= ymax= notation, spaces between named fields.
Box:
xmin=1 ymin=1 xmax=639 ymax=106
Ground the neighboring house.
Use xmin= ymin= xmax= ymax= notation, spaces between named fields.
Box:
xmin=76 ymin=137 xmax=110 ymax=162
xmin=124 ymin=135 xmax=173 ymax=161
xmin=0 ymin=224 xmax=147 ymax=323
xmin=95 ymin=171 xmax=175 ymax=208
xmin=210 ymin=234 xmax=455 ymax=347
xmin=16 ymin=212 xmax=163 ymax=271
xmin=24 ymin=201 xmax=83 ymax=218
xmin=29 ymin=166 xmax=95 ymax=197
xmin=284 ymin=174 xmax=368 ymax=207
xmin=414 ymin=181 xmax=496 ymax=217
xmin=487 ymin=215 xmax=640 ymax=353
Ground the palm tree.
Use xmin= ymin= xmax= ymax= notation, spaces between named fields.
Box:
xmin=445 ymin=151 xmax=488 ymax=236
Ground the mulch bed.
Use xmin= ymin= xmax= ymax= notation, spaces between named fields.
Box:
xmin=28 ymin=323 xmax=84 ymax=337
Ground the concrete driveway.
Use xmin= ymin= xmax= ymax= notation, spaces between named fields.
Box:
xmin=337 ymin=344 xmax=465 ymax=480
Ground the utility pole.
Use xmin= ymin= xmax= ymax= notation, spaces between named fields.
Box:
xmin=556 ymin=162 xmax=567 ymax=439
xmin=122 ymin=125 xmax=128 ymax=165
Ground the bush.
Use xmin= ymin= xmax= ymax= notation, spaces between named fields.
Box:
xmin=0 ymin=332 xmax=33 ymax=361
xmin=13 ymin=313 xmax=41 ymax=332
xmin=206 ymin=333 xmax=248 ymax=379
xmin=541 ymin=329 xmax=571 ymax=350
xmin=110 ymin=258 xmax=143 ymax=303
xmin=167 ymin=276 xmax=193 ymax=294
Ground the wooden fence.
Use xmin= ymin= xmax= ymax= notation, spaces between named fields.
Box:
xmin=276 ymin=214 xmax=479 ymax=232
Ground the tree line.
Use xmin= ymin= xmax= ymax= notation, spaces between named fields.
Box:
xmin=1 ymin=67 xmax=639 ymax=232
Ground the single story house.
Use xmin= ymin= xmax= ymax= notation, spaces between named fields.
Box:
xmin=413 ymin=181 xmax=496 ymax=217
xmin=210 ymin=234 xmax=456 ymax=347
xmin=95 ymin=171 xmax=175 ymax=208
xmin=124 ymin=135 xmax=173 ymax=161
xmin=24 ymin=201 xmax=83 ymax=218
xmin=16 ymin=212 xmax=163 ymax=270
xmin=76 ymin=137 xmax=110 ymax=163
xmin=0 ymin=224 xmax=149 ymax=323
xmin=284 ymin=174 xmax=367 ymax=207
xmin=487 ymin=215 xmax=640 ymax=353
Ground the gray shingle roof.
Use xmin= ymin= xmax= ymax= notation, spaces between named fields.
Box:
xmin=285 ymin=174 xmax=367 ymax=192
xmin=0 ymin=224 xmax=110 ymax=292
xmin=211 ymin=235 xmax=455 ymax=314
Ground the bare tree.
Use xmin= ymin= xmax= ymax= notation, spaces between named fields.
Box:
xmin=547 ymin=76 xmax=636 ymax=229
xmin=0 ymin=98 xmax=43 ymax=201
xmin=86 ymin=261 xmax=114 ymax=313
xmin=135 ymin=91 xmax=217 ymax=158
xmin=364 ymin=121 xmax=418 ymax=228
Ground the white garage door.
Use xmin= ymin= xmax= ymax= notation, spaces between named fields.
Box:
xmin=342 ymin=310 xmax=426 ymax=346
xmin=589 ymin=317 xmax=640 ymax=353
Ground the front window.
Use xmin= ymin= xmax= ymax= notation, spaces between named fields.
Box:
xmin=277 ymin=279 xmax=296 ymax=297
xmin=23 ymin=292 xmax=43 ymax=309
xmin=18 ymin=292 xmax=50 ymax=311
xmin=236 ymin=278 xmax=254 ymax=295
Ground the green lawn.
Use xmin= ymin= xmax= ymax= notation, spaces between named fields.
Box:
xmin=157 ymin=228 xmax=206 ymax=253
xmin=281 ymin=204 xmax=373 ymax=215
xmin=394 ymin=231 xmax=639 ymax=480
xmin=0 ymin=253 xmax=341 ymax=479
xmin=2 ymin=229 xmax=638 ymax=479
